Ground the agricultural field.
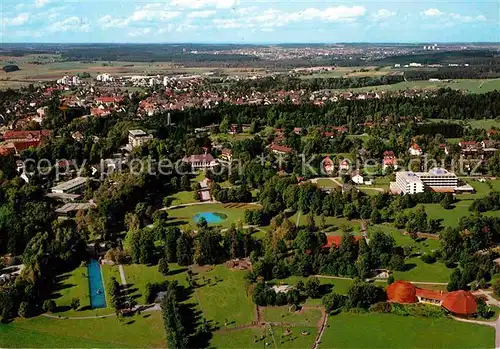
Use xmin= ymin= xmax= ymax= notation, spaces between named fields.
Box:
xmin=298 ymin=66 xmax=391 ymax=79
xmin=322 ymin=313 xmax=494 ymax=348
xmin=337 ymin=78 xmax=500 ymax=94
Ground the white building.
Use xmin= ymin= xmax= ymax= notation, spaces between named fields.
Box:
xmin=51 ymin=177 xmax=88 ymax=194
xmin=182 ymin=154 xmax=218 ymax=170
xmin=392 ymin=168 xmax=459 ymax=195
xmin=352 ymin=171 xmax=364 ymax=185
xmin=96 ymin=73 xmax=114 ymax=82
xmin=128 ymin=130 xmax=153 ymax=149
xmin=409 ymin=143 xmax=423 ymax=156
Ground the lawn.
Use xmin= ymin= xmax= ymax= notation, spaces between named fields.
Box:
xmin=50 ymin=265 xmax=112 ymax=317
xmin=406 ymin=203 xmax=472 ymax=229
xmin=393 ymin=257 xmax=453 ymax=283
xmin=262 ymin=307 xmax=322 ymax=326
xmin=192 ymin=265 xmax=254 ymax=328
xmin=210 ymin=325 xmax=317 ymax=349
xmin=321 ymin=313 xmax=494 ymax=348
xmin=287 ymin=212 xmax=363 ymax=232
xmin=170 ymin=191 xmax=197 ymax=206
xmin=314 ymin=178 xmax=340 ymax=189
xmin=0 ymin=312 xmax=166 ymax=348
xmin=166 ymin=203 xmax=257 ymax=228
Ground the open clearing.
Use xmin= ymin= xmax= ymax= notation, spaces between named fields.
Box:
xmin=322 ymin=313 xmax=494 ymax=348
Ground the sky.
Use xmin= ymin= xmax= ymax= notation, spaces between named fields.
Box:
xmin=0 ymin=0 xmax=498 ymax=43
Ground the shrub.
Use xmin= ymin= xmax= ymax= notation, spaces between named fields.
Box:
xmin=18 ymin=302 xmax=30 ymax=318
xmin=42 ymin=300 xmax=56 ymax=313
xmin=370 ymin=302 xmax=392 ymax=313
xmin=421 ymin=254 xmax=437 ymax=264
xmin=276 ymin=292 xmax=287 ymax=306
xmin=347 ymin=307 xmax=367 ymax=314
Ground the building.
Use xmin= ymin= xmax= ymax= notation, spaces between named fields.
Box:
xmin=386 ymin=281 xmax=477 ymax=316
xmin=409 ymin=143 xmax=423 ymax=156
xmin=182 ymin=153 xmax=218 ymax=170
xmin=392 ymin=168 xmax=459 ymax=195
xmin=3 ymin=130 xmax=51 ymax=142
xmin=352 ymin=170 xmax=364 ymax=185
xmin=382 ymin=151 xmax=398 ymax=170
xmin=322 ymin=156 xmax=335 ymax=175
xmin=128 ymin=130 xmax=153 ymax=149
xmin=339 ymin=159 xmax=350 ymax=171
xmin=270 ymin=143 xmax=293 ymax=155
xmin=51 ymin=177 xmax=88 ymax=194
xmin=96 ymin=73 xmax=114 ymax=82
xmin=221 ymin=148 xmax=233 ymax=161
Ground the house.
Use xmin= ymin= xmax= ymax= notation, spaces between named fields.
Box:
xmin=221 ymin=148 xmax=233 ymax=161
xmin=459 ymin=141 xmax=479 ymax=153
xmin=3 ymin=130 xmax=51 ymax=142
xmin=270 ymin=143 xmax=293 ymax=155
xmin=409 ymin=143 xmax=423 ymax=156
xmin=228 ymin=124 xmax=239 ymax=135
xmin=386 ymin=281 xmax=477 ymax=316
xmin=382 ymin=151 xmax=398 ymax=170
xmin=339 ymin=159 xmax=350 ymax=171
xmin=96 ymin=96 xmax=123 ymax=106
xmin=322 ymin=235 xmax=362 ymax=249
xmin=322 ymin=156 xmax=335 ymax=175
xmin=352 ymin=170 xmax=364 ymax=184
xmin=182 ymin=153 xmax=218 ymax=170
xmin=128 ymin=130 xmax=153 ymax=149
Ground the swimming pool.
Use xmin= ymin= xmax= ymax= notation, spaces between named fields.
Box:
xmin=193 ymin=212 xmax=227 ymax=224
xmin=87 ymin=259 xmax=106 ymax=309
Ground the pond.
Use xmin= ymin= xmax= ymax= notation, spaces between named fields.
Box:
xmin=193 ymin=212 xmax=228 ymax=224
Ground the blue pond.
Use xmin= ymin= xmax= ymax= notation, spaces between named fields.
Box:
xmin=87 ymin=259 xmax=106 ymax=309
xmin=193 ymin=212 xmax=227 ymax=224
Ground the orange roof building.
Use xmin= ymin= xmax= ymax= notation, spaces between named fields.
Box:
xmin=442 ymin=290 xmax=477 ymax=316
xmin=387 ymin=281 xmax=417 ymax=304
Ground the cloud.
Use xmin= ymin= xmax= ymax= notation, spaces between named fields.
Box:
xmin=187 ymin=10 xmax=216 ymax=18
xmin=372 ymin=9 xmax=396 ymax=20
xmin=421 ymin=8 xmax=443 ymax=17
xmin=171 ymin=0 xmax=239 ymax=9
xmin=130 ymin=4 xmax=181 ymax=21
xmin=98 ymin=15 xmax=130 ymax=29
xmin=5 ymin=13 xmax=30 ymax=26
xmin=213 ymin=5 xmax=366 ymax=29
xmin=128 ymin=27 xmax=152 ymax=37
xmin=35 ymin=0 xmax=49 ymax=8
xmin=48 ymin=16 xmax=90 ymax=32
xmin=449 ymin=13 xmax=486 ymax=23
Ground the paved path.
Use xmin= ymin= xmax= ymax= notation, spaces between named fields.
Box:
xmin=496 ymin=314 xmax=500 ymax=349
xmin=473 ymin=289 xmax=500 ymax=307
xmin=118 ymin=264 xmax=127 ymax=287
xmin=42 ymin=313 xmax=116 ymax=320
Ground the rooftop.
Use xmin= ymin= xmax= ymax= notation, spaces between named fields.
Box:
xmin=51 ymin=177 xmax=88 ymax=192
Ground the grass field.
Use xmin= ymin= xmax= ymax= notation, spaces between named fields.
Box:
xmin=314 ymin=178 xmax=340 ymax=188
xmin=0 ymin=312 xmax=166 ymax=348
xmin=210 ymin=325 xmax=317 ymax=348
xmin=262 ymin=307 xmax=322 ymax=326
xmin=166 ymin=203 xmax=258 ymax=228
xmin=321 ymin=313 xmax=494 ymax=348
xmin=192 ymin=265 xmax=254 ymax=328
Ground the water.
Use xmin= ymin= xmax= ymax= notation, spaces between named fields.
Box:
xmin=87 ymin=259 xmax=106 ymax=309
xmin=193 ymin=212 xmax=226 ymax=224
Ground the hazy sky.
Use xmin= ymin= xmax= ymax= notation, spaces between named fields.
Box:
xmin=1 ymin=0 xmax=498 ymax=43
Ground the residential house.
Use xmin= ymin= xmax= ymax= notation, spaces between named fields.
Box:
xmin=221 ymin=148 xmax=233 ymax=161
xmin=270 ymin=143 xmax=293 ymax=155
xmin=128 ymin=130 xmax=153 ymax=149
xmin=339 ymin=159 xmax=350 ymax=171
xmin=352 ymin=170 xmax=364 ymax=184
xmin=409 ymin=143 xmax=423 ymax=156
xmin=383 ymin=151 xmax=398 ymax=170
xmin=182 ymin=153 xmax=218 ymax=170
xmin=322 ymin=156 xmax=335 ymax=175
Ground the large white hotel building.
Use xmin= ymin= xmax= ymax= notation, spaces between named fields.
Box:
xmin=391 ymin=168 xmax=460 ymax=195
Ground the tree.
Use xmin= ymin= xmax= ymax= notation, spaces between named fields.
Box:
xmin=161 ymin=285 xmax=188 ymax=349
xmin=441 ymin=193 xmax=454 ymax=210
xmin=70 ymin=297 xmax=80 ymax=310
xmin=493 ymin=279 xmax=500 ymax=298
xmin=322 ymin=292 xmax=345 ymax=313
xmin=159 ymin=258 xmax=170 ymax=276
xmin=219 ymin=117 xmax=230 ymax=134
xmin=305 ymin=276 xmax=321 ymax=298
xmin=387 ymin=275 xmax=395 ymax=285
xmin=18 ymin=302 xmax=30 ymax=318
xmin=42 ymin=300 xmax=56 ymax=313
xmin=177 ymin=232 xmax=194 ymax=266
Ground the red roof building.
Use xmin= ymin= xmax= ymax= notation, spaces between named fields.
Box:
xmin=322 ymin=235 xmax=362 ymax=249
xmin=270 ymin=143 xmax=293 ymax=155
xmin=387 ymin=281 xmax=418 ymax=304
xmin=442 ymin=290 xmax=477 ymax=316
xmin=3 ymin=130 xmax=51 ymax=142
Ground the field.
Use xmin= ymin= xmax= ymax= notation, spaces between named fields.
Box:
xmin=322 ymin=313 xmax=494 ymax=348
xmin=0 ymin=312 xmax=166 ymax=348
xmin=429 ymin=118 xmax=500 ymax=130
xmin=166 ymin=202 xmax=258 ymax=228
xmin=298 ymin=66 xmax=391 ymax=79
xmin=334 ymin=78 xmax=500 ymax=94
xmin=192 ymin=265 xmax=254 ymax=328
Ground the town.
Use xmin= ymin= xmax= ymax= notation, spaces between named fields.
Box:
xmin=0 ymin=9 xmax=500 ymax=349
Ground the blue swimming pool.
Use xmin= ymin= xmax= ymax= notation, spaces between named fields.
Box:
xmin=193 ymin=212 xmax=227 ymax=224
xmin=87 ymin=259 xmax=106 ymax=309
